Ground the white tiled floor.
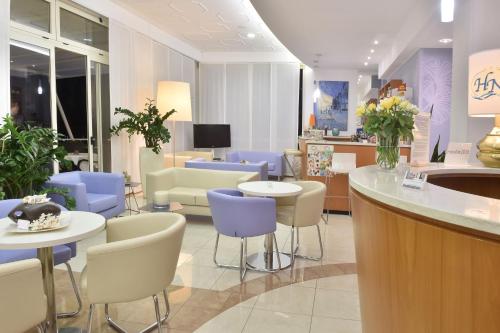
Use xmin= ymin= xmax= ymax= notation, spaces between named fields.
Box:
xmin=195 ymin=274 xmax=362 ymax=333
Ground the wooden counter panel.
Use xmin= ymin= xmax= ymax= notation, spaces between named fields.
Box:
xmin=427 ymin=173 xmax=500 ymax=200
xmin=351 ymin=188 xmax=500 ymax=333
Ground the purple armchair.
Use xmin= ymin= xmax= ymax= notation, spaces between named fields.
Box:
xmin=46 ymin=171 xmax=125 ymax=219
xmin=207 ymin=189 xmax=281 ymax=281
xmin=226 ymin=151 xmax=284 ymax=180
xmin=0 ymin=199 xmax=82 ymax=318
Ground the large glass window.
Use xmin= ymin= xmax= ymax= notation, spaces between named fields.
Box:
xmin=60 ymin=8 xmax=109 ymax=51
xmin=9 ymin=41 xmax=51 ymax=127
xmin=11 ymin=0 xmax=51 ymax=33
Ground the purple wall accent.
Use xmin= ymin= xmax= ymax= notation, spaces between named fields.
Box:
xmin=387 ymin=48 xmax=453 ymax=157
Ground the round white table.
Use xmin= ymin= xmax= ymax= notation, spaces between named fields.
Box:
xmin=0 ymin=211 xmax=105 ymax=333
xmin=238 ymin=181 xmax=302 ymax=271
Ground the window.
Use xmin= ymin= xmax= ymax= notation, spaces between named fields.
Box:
xmin=60 ymin=8 xmax=109 ymax=51
xmin=11 ymin=0 xmax=51 ymax=33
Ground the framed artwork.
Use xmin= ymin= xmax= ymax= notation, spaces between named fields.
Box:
xmin=307 ymin=144 xmax=333 ymax=176
xmin=314 ymin=80 xmax=349 ymax=131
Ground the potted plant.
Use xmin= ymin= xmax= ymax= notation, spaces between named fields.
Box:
xmin=356 ymin=96 xmax=419 ymax=170
xmin=0 ymin=116 xmax=75 ymax=208
xmin=110 ymin=99 xmax=176 ymax=195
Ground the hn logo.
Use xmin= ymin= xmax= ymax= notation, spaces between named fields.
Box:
xmin=472 ymin=68 xmax=500 ymax=100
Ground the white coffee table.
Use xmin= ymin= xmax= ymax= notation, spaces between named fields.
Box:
xmin=238 ymin=181 xmax=302 ymax=271
xmin=0 ymin=211 xmax=105 ymax=333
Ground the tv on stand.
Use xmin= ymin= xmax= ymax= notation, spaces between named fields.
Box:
xmin=193 ymin=125 xmax=231 ymax=159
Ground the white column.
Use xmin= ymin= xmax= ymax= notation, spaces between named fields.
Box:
xmin=450 ymin=0 xmax=500 ymax=144
xmin=0 ymin=0 xmax=10 ymax=122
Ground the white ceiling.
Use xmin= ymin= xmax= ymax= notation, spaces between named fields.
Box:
xmin=250 ymin=0 xmax=444 ymax=71
xmin=111 ymin=0 xmax=287 ymax=52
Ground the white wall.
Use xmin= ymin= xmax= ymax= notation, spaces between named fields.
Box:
xmin=302 ymin=67 xmax=360 ymax=135
xmin=0 ymin=0 xmax=9 ymax=119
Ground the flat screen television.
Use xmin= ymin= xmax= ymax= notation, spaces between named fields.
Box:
xmin=193 ymin=124 xmax=231 ymax=148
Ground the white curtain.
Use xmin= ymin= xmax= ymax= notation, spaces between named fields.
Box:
xmin=109 ymin=20 xmax=198 ymax=181
xmin=199 ymin=62 xmax=299 ymax=153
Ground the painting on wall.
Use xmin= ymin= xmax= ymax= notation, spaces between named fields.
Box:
xmin=313 ymin=81 xmax=349 ymax=131
xmin=307 ymin=144 xmax=333 ymax=176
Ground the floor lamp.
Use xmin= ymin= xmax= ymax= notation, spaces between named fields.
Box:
xmin=156 ymin=81 xmax=192 ymax=167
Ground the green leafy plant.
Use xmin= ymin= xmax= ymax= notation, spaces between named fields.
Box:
xmin=0 ymin=116 xmax=75 ymax=209
xmin=431 ymin=135 xmax=446 ymax=162
xmin=110 ymin=99 xmax=176 ymax=154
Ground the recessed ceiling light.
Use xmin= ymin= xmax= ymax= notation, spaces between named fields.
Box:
xmin=32 ymin=64 xmax=36 ymax=68
xmin=439 ymin=38 xmax=453 ymax=44
xmin=246 ymin=32 xmax=256 ymax=39
xmin=373 ymin=40 xmax=379 ymax=45
xmin=370 ymin=49 xmax=375 ymax=53
xmin=367 ymin=56 xmax=371 ymax=60
xmin=359 ymin=74 xmax=363 ymax=78
xmin=364 ymin=62 xmax=368 ymax=66
xmin=10 ymin=60 xmax=14 ymax=63
xmin=83 ymin=38 xmax=93 ymax=42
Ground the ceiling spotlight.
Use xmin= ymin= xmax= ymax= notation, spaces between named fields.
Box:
xmin=367 ymin=56 xmax=371 ymax=60
xmin=370 ymin=49 xmax=375 ymax=53
xmin=441 ymin=0 xmax=454 ymax=22
xmin=364 ymin=62 xmax=368 ymax=66
xmin=373 ymin=40 xmax=379 ymax=45
xmin=439 ymin=38 xmax=453 ymax=44
xmin=359 ymin=74 xmax=363 ymax=78
xmin=246 ymin=32 xmax=256 ymax=39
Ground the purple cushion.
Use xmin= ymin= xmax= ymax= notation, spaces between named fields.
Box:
xmin=87 ymin=193 xmax=118 ymax=213
xmin=0 ymin=245 xmax=72 ymax=266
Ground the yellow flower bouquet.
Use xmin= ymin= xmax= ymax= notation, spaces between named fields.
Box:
xmin=357 ymin=96 xmax=419 ymax=169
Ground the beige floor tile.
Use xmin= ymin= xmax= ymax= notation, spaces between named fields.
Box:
xmin=194 ymin=306 xmax=252 ymax=333
xmin=242 ymin=309 xmax=311 ymax=333
xmin=173 ymin=263 xmax=225 ymax=289
xmin=310 ymin=316 xmax=362 ymax=333
xmin=236 ymin=295 xmax=258 ymax=308
xmin=254 ymin=285 xmax=316 ymax=315
xmin=313 ymin=289 xmax=360 ymax=320
xmin=211 ymin=268 xmax=267 ymax=291
xmin=316 ymin=274 xmax=358 ymax=292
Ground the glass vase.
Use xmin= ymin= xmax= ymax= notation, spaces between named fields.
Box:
xmin=376 ymin=135 xmax=400 ymax=170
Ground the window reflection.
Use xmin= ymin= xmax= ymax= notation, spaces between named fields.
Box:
xmin=11 ymin=0 xmax=51 ymax=33
xmin=60 ymin=8 xmax=109 ymax=51
xmin=9 ymin=42 xmax=51 ymax=127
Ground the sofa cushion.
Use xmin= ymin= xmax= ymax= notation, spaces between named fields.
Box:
xmin=166 ymin=187 xmax=199 ymax=206
xmin=194 ymin=190 xmax=209 ymax=207
xmin=268 ymin=163 xmax=276 ymax=171
xmin=87 ymin=193 xmax=118 ymax=213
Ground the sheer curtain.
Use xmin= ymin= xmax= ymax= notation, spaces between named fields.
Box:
xmin=199 ymin=62 xmax=299 ymax=153
xmin=109 ymin=20 xmax=198 ymax=181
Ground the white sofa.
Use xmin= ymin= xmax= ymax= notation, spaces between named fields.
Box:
xmin=164 ymin=151 xmax=214 ymax=168
xmin=146 ymin=167 xmax=260 ymax=216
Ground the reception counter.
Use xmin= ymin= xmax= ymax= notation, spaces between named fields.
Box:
xmin=349 ymin=165 xmax=500 ymax=333
xmin=298 ymin=137 xmax=411 ymax=211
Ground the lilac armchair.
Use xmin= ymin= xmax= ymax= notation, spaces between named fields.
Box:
xmin=226 ymin=151 xmax=284 ymax=180
xmin=46 ymin=171 xmax=125 ymax=219
xmin=185 ymin=160 xmax=268 ymax=180
xmin=0 ymin=199 xmax=82 ymax=318
xmin=207 ymin=189 xmax=280 ymax=281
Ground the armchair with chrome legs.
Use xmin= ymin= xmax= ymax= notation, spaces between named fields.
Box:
xmin=276 ymin=181 xmax=326 ymax=265
xmin=0 ymin=199 xmax=82 ymax=319
xmin=81 ymin=213 xmax=186 ymax=333
xmin=207 ymin=189 xmax=280 ymax=281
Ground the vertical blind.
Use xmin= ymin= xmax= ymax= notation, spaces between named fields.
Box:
xmin=199 ymin=62 xmax=300 ymax=153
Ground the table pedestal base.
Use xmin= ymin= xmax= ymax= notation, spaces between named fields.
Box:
xmin=247 ymin=252 xmax=291 ymax=271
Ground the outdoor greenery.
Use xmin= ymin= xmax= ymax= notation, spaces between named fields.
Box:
xmin=356 ymin=96 xmax=419 ymax=169
xmin=0 ymin=116 xmax=75 ymax=208
xmin=110 ymin=99 xmax=176 ymax=154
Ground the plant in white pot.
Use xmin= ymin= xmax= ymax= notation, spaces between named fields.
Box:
xmin=110 ymin=99 xmax=175 ymax=197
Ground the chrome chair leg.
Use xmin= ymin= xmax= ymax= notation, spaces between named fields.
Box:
xmin=272 ymin=233 xmax=281 ymax=270
xmin=290 ymin=226 xmax=295 ymax=267
xmin=37 ymin=323 xmax=46 ymax=333
xmin=213 ymin=233 xmax=240 ymax=270
xmin=283 ymin=225 xmax=324 ymax=261
xmin=104 ymin=290 xmax=171 ymax=333
xmin=239 ymin=237 xmax=248 ymax=281
xmin=57 ymin=262 xmax=82 ymax=318
xmin=86 ymin=304 xmax=95 ymax=333
xmin=153 ymin=294 xmax=163 ymax=333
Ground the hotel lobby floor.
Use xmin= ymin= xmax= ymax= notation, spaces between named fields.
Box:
xmin=25 ymin=196 xmax=360 ymax=333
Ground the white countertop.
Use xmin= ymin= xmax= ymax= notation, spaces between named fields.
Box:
xmin=349 ymin=164 xmax=500 ymax=235
xmin=299 ymin=138 xmax=411 ymax=148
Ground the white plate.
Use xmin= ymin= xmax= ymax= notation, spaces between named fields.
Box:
xmin=6 ymin=212 xmax=71 ymax=233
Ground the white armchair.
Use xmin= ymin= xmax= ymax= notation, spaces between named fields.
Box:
xmin=82 ymin=213 xmax=186 ymax=333
xmin=0 ymin=259 xmax=47 ymax=333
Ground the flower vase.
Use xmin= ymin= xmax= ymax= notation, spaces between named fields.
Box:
xmin=376 ymin=135 xmax=400 ymax=170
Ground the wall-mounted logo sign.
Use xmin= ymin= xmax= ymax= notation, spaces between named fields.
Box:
xmin=468 ymin=49 xmax=500 ymax=116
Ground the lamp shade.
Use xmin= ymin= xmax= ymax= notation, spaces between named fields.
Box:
xmin=468 ymin=49 xmax=500 ymax=117
xmin=156 ymin=81 xmax=192 ymax=121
